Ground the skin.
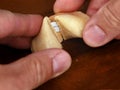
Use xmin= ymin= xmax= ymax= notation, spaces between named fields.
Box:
xmin=54 ymin=0 xmax=120 ymax=47
xmin=0 ymin=10 xmax=71 ymax=90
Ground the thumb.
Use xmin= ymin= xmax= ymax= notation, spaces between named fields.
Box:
xmin=0 ymin=49 xmax=71 ymax=90
xmin=83 ymin=0 xmax=120 ymax=47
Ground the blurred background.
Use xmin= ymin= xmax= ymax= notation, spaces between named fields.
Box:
xmin=0 ymin=0 xmax=55 ymax=15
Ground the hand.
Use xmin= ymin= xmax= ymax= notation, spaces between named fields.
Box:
xmin=54 ymin=0 xmax=120 ymax=47
xmin=54 ymin=0 xmax=109 ymax=16
xmin=0 ymin=10 xmax=71 ymax=90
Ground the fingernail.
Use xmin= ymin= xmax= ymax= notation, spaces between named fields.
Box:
xmin=84 ymin=25 xmax=106 ymax=46
xmin=53 ymin=51 xmax=71 ymax=77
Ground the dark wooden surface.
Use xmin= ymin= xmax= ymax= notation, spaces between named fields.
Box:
xmin=36 ymin=39 xmax=120 ymax=90
xmin=0 ymin=0 xmax=55 ymax=16
xmin=0 ymin=39 xmax=120 ymax=89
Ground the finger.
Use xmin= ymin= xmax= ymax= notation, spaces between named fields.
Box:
xmin=54 ymin=0 xmax=84 ymax=13
xmin=116 ymin=34 xmax=120 ymax=39
xmin=83 ymin=0 xmax=120 ymax=47
xmin=0 ymin=37 xmax=31 ymax=49
xmin=0 ymin=10 xmax=43 ymax=38
xmin=87 ymin=0 xmax=109 ymax=16
xmin=0 ymin=49 xmax=71 ymax=89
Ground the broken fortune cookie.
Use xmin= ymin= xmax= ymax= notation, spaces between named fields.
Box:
xmin=31 ymin=11 xmax=89 ymax=52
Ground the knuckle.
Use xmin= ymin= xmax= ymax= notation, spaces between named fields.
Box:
xmin=0 ymin=10 xmax=15 ymax=38
xmin=100 ymin=1 xmax=120 ymax=29
xmin=28 ymin=54 xmax=53 ymax=85
xmin=0 ymin=10 xmax=15 ymax=27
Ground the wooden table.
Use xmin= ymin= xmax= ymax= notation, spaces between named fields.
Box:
xmin=0 ymin=39 xmax=120 ymax=89
xmin=36 ymin=39 xmax=120 ymax=90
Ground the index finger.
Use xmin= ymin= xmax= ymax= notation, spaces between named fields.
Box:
xmin=0 ymin=10 xmax=43 ymax=38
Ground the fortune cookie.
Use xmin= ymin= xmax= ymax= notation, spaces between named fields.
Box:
xmin=31 ymin=11 xmax=89 ymax=52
